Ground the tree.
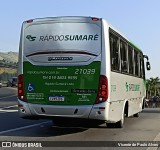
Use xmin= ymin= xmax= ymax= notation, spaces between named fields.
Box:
xmin=146 ymin=77 xmax=160 ymax=97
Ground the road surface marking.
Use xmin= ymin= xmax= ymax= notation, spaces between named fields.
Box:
xmin=2 ymin=105 xmax=18 ymax=109
xmin=0 ymin=110 xmax=18 ymax=113
xmin=0 ymin=121 xmax=51 ymax=135
xmin=0 ymin=105 xmax=18 ymax=113
xmin=146 ymin=132 xmax=160 ymax=150
xmin=0 ymin=94 xmax=17 ymax=100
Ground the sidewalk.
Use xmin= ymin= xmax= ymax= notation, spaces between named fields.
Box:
xmin=143 ymin=107 xmax=160 ymax=112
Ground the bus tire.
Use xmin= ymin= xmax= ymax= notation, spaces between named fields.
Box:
xmin=133 ymin=113 xmax=139 ymax=117
xmin=52 ymin=118 xmax=74 ymax=127
xmin=106 ymin=123 xmax=114 ymax=128
xmin=115 ymin=111 xmax=124 ymax=128
xmin=115 ymin=119 xmax=124 ymax=128
xmin=52 ymin=118 xmax=65 ymax=126
xmin=142 ymin=100 xmax=145 ymax=109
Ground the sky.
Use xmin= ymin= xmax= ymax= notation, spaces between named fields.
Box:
xmin=0 ymin=0 xmax=159 ymax=79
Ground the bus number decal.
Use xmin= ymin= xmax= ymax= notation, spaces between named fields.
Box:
xmin=75 ymin=69 xmax=95 ymax=75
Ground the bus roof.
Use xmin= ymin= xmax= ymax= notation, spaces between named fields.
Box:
xmin=24 ymin=16 xmax=102 ymax=24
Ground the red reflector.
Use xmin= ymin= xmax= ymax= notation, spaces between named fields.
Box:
xmin=26 ymin=20 xmax=33 ymax=23
xmin=18 ymin=104 xmax=23 ymax=108
xmin=99 ymin=107 xmax=105 ymax=110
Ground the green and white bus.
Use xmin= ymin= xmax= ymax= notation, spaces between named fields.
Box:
xmin=18 ymin=16 xmax=150 ymax=127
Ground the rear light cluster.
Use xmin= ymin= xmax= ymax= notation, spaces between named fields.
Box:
xmin=18 ymin=74 xmax=26 ymax=102
xmin=96 ymin=75 xmax=108 ymax=104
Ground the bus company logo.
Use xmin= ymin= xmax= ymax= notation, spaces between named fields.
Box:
xmin=26 ymin=35 xmax=36 ymax=41
xmin=48 ymin=57 xmax=73 ymax=61
xmin=125 ymin=82 xmax=129 ymax=92
xmin=39 ymin=34 xmax=99 ymax=42
xmin=125 ymin=82 xmax=140 ymax=92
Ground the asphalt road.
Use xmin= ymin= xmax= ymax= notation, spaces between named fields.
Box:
xmin=0 ymin=87 xmax=17 ymax=108
xmin=0 ymin=87 xmax=160 ymax=150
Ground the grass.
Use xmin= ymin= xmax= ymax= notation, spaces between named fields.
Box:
xmin=0 ymin=67 xmax=17 ymax=74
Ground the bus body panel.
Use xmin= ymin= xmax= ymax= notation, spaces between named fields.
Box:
xmin=89 ymin=20 xmax=110 ymax=121
xmin=107 ymin=72 xmax=145 ymax=122
xmin=18 ymin=16 xmax=147 ymax=125
xmin=18 ymin=17 xmax=102 ymax=120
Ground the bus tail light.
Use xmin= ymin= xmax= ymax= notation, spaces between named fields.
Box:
xmin=18 ymin=74 xmax=27 ymax=102
xmin=96 ymin=75 xmax=108 ymax=104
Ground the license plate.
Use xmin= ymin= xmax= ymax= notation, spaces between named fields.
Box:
xmin=49 ymin=96 xmax=64 ymax=101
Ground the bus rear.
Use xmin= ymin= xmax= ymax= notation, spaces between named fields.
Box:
xmin=18 ymin=17 xmax=107 ymax=121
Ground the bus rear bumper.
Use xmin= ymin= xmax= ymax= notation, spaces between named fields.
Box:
xmin=18 ymin=100 xmax=33 ymax=119
xmin=18 ymin=99 xmax=93 ymax=119
xmin=18 ymin=100 xmax=108 ymax=121
xmin=89 ymin=102 xmax=109 ymax=121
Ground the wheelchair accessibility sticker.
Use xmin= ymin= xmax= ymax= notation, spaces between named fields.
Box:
xmin=27 ymin=83 xmax=35 ymax=92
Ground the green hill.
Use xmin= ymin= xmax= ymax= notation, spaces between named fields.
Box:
xmin=0 ymin=51 xmax=18 ymax=63
xmin=0 ymin=51 xmax=18 ymax=81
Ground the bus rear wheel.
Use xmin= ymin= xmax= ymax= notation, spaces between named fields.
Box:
xmin=133 ymin=113 xmax=139 ymax=117
xmin=115 ymin=117 xmax=124 ymax=128
xmin=106 ymin=112 xmax=124 ymax=128
xmin=116 ymin=110 xmax=125 ymax=128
